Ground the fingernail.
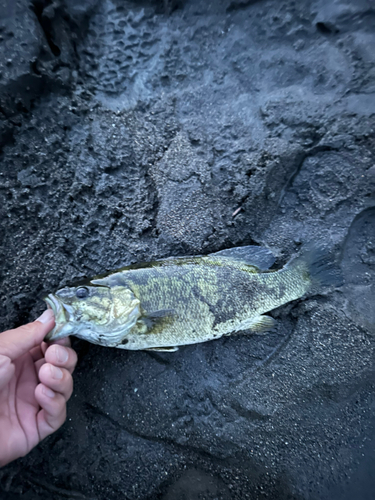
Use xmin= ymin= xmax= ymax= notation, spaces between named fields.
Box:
xmin=50 ymin=365 xmax=63 ymax=380
xmin=55 ymin=345 xmax=68 ymax=363
xmin=37 ymin=309 xmax=54 ymax=324
xmin=43 ymin=386 xmax=55 ymax=398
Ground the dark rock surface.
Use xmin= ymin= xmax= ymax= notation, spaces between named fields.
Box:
xmin=0 ymin=0 xmax=374 ymax=498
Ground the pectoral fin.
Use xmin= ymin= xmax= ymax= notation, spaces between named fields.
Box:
xmin=147 ymin=309 xmax=176 ymax=319
xmin=234 ymin=315 xmax=276 ymax=335
xmin=140 ymin=309 xmax=176 ymax=330
xmin=137 ymin=309 xmax=176 ymax=333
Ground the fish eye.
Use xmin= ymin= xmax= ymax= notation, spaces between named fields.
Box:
xmin=76 ymin=287 xmax=89 ymax=299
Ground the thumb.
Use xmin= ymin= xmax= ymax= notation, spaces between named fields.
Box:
xmin=0 ymin=310 xmax=55 ymax=361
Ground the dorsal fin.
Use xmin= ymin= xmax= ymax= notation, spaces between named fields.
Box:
xmin=91 ymin=272 xmax=127 ymax=287
xmin=209 ymin=246 xmax=275 ymax=271
xmin=90 ymin=246 xmax=275 ymax=287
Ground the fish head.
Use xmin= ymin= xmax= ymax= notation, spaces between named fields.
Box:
xmin=43 ymin=285 xmax=141 ymax=346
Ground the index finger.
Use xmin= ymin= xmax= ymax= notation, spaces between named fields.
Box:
xmin=45 ymin=344 xmax=78 ymax=375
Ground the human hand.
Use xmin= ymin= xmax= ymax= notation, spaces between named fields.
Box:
xmin=0 ymin=309 xmax=77 ymax=467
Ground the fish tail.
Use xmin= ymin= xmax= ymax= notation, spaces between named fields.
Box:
xmin=287 ymin=245 xmax=343 ymax=292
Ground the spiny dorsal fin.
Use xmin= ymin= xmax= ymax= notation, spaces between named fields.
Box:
xmin=91 ymin=273 xmax=126 ymax=287
xmin=90 ymin=246 xmax=275 ymax=288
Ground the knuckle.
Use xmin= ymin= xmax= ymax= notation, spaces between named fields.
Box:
xmin=58 ymin=371 xmax=72 ymax=396
xmin=20 ymin=322 xmax=40 ymax=337
xmin=17 ymin=324 xmax=35 ymax=334
xmin=61 ymin=371 xmax=73 ymax=394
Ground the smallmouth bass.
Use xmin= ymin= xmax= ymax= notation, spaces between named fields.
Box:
xmin=44 ymin=246 xmax=341 ymax=351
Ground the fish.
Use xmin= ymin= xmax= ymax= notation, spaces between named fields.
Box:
xmin=43 ymin=245 xmax=342 ymax=351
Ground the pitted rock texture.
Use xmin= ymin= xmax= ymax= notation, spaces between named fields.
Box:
xmin=0 ymin=0 xmax=375 ymax=499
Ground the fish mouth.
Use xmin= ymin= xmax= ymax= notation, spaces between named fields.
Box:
xmin=43 ymin=294 xmax=71 ymax=340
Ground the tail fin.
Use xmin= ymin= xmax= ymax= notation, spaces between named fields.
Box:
xmin=287 ymin=245 xmax=343 ymax=292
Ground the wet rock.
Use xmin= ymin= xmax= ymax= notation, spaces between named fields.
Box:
xmin=341 ymin=207 xmax=375 ymax=333
xmin=0 ymin=0 xmax=98 ymax=144
xmin=0 ymin=0 xmax=44 ymax=142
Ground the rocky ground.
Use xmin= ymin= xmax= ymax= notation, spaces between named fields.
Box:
xmin=0 ymin=0 xmax=374 ymax=498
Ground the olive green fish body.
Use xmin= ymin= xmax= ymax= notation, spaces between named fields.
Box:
xmin=105 ymin=261 xmax=308 ymax=349
xmin=44 ymin=246 xmax=341 ymax=350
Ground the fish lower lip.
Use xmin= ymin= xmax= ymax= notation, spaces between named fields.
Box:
xmin=44 ymin=294 xmax=60 ymax=316
xmin=43 ymin=294 xmax=71 ymax=340
xmin=44 ymin=294 xmax=71 ymax=322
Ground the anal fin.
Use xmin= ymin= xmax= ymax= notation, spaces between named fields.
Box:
xmin=234 ymin=315 xmax=276 ymax=335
